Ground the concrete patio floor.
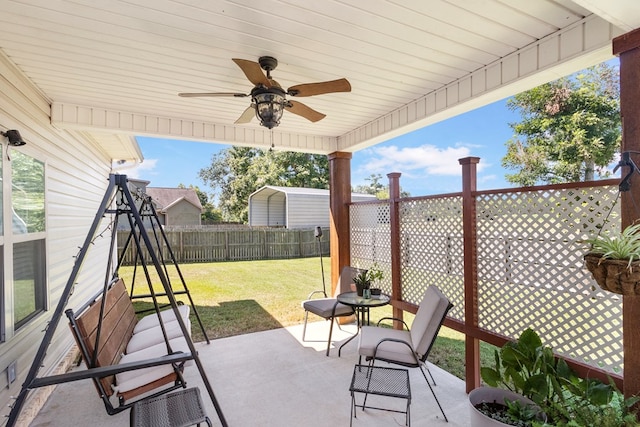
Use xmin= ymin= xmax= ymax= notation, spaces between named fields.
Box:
xmin=30 ymin=321 xmax=471 ymax=426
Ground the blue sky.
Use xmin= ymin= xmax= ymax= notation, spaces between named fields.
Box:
xmin=350 ymin=98 xmax=520 ymax=195
xmin=129 ymin=96 xmax=521 ymax=198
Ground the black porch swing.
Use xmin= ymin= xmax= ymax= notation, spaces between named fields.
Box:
xmin=6 ymin=174 xmax=227 ymax=426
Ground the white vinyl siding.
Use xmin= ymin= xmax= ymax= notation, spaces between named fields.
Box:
xmin=0 ymin=53 xmax=114 ymax=418
xmin=286 ymin=193 xmax=330 ymax=229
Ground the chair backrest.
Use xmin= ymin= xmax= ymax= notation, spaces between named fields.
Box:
xmin=410 ymin=285 xmax=453 ymax=361
xmin=333 ymin=266 xmax=367 ymax=297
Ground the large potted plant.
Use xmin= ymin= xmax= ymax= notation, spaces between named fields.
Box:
xmin=584 ymin=223 xmax=640 ymax=295
xmin=469 ymin=328 xmax=639 ymax=426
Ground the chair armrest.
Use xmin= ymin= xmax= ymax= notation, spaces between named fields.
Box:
xmin=306 ymin=289 xmax=327 ymax=299
xmin=376 ymin=317 xmax=410 ymax=330
xmin=373 ymin=338 xmax=420 ymax=366
xmin=330 ymin=300 xmax=354 ymax=317
xmin=29 ymin=353 xmax=193 ymax=388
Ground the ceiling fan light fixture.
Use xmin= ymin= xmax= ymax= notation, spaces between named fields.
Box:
xmin=252 ymin=87 xmax=287 ymax=129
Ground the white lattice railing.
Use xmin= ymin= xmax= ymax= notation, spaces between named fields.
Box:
xmin=350 ymin=202 xmax=392 ymax=292
xmin=350 ymin=183 xmax=623 ymax=376
xmin=477 ymin=185 xmax=622 ymax=374
xmin=397 ymin=196 xmax=465 ymax=321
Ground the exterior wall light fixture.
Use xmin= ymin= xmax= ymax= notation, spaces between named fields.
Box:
xmin=1 ymin=129 xmax=26 ymax=146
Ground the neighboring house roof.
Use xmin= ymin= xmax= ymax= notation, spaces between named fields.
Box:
xmin=145 ymin=187 xmax=203 ymax=212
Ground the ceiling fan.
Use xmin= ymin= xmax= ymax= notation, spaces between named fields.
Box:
xmin=178 ymin=56 xmax=351 ymax=129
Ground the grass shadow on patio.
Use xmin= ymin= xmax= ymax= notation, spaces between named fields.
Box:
xmin=132 ymin=299 xmax=284 ymax=342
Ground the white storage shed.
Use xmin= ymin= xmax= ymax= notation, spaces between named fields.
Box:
xmin=248 ymin=186 xmax=376 ymax=229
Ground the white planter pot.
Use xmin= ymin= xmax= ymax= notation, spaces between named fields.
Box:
xmin=468 ymin=387 xmax=538 ymax=427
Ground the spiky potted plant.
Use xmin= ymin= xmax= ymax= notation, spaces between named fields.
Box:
xmin=352 ymin=270 xmax=370 ymax=297
xmin=584 ymin=223 xmax=640 ymax=295
xmin=352 ymin=264 xmax=384 ymax=297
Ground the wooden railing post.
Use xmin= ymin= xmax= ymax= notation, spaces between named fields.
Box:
xmin=387 ymin=173 xmax=403 ymax=328
xmin=614 ymin=28 xmax=640 ymax=404
xmin=459 ymin=156 xmax=480 ymax=393
xmin=328 ymin=152 xmax=353 ymax=295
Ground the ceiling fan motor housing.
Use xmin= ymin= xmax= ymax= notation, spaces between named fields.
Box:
xmin=258 ymin=56 xmax=278 ymax=74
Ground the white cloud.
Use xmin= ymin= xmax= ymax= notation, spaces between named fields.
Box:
xmin=455 ymin=141 xmax=483 ymax=149
xmin=362 ymin=144 xmax=477 ymax=176
xmin=479 ymin=174 xmax=497 ymax=183
xmin=120 ymin=159 xmax=158 ymax=179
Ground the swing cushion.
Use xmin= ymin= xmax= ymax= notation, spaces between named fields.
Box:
xmin=116 ymin=336 xmax=193 ymax=394
xmin=126 ymin=316 xmax=191 ymax=353
xmin=133 ymin=304 xmax=191 ymax=334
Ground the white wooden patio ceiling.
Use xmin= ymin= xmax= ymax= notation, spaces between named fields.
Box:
xmin=0 ymin=1 xmax=639 ymax=160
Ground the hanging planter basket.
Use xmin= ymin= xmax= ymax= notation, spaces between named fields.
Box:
xmin=584 ymin=253 xmax=640 ymax=296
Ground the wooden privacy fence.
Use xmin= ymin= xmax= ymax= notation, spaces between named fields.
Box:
xmin=117 ymin=227 xmax=329 ymax=265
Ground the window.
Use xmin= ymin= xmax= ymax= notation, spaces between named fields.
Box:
xmin=11 ymin=151 xmax=45 ymax=233
xmin=10 ymin=151 xmax=46 ymax=331
xmin=13 ymin=240 xmax=45 ymax=329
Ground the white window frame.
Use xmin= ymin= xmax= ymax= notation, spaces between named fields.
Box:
xmin=1 ymin=144 xmax=48 ymax=341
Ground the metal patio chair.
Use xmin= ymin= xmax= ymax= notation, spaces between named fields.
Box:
xmin=357 ymin=285 xmax=453 ymax=422
xmin=302 ymin=266 xmax=365 ymax=356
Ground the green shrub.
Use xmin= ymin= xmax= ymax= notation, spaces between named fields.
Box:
xmin=481 ymin=328 xmax=639 ymax=426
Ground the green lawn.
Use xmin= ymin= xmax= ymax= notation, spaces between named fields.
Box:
xmin=14 ymin=279 xmax=37 ymax=326
xmin=119 ymin=257 xmax=495 ymax=380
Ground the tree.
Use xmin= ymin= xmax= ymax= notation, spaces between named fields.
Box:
xmin=198 ymin=147 xmax=329 ymax=222
xmin=353 ymin=174 xmax=385 ymax=195
xmin=353 ymin=173 xmax=411 ymax=198
xmin=502 ymin=63 xmax=621 ymax=186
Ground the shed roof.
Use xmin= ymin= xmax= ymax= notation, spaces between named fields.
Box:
xmin=249 ymin=186 xmax=376 ymax=200
xmin=145 ymin=187 xmax=203 ymax=212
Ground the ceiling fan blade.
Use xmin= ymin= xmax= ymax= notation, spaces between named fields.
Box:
xmin=287 ymin=78 xmax=351 ymax=97
xmin=235 ymin=105 xmax=256 ymax=124
xmin=178 ymin=92 xmax=248 ymax=97
xmin=232 ymin=58 xmax=271 ymax=87
xmin=286 ymin=100 xmax=326 ymax=122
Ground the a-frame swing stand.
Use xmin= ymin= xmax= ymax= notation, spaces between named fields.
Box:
xmin=6 ymin=174 xmax=228 ymax=426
